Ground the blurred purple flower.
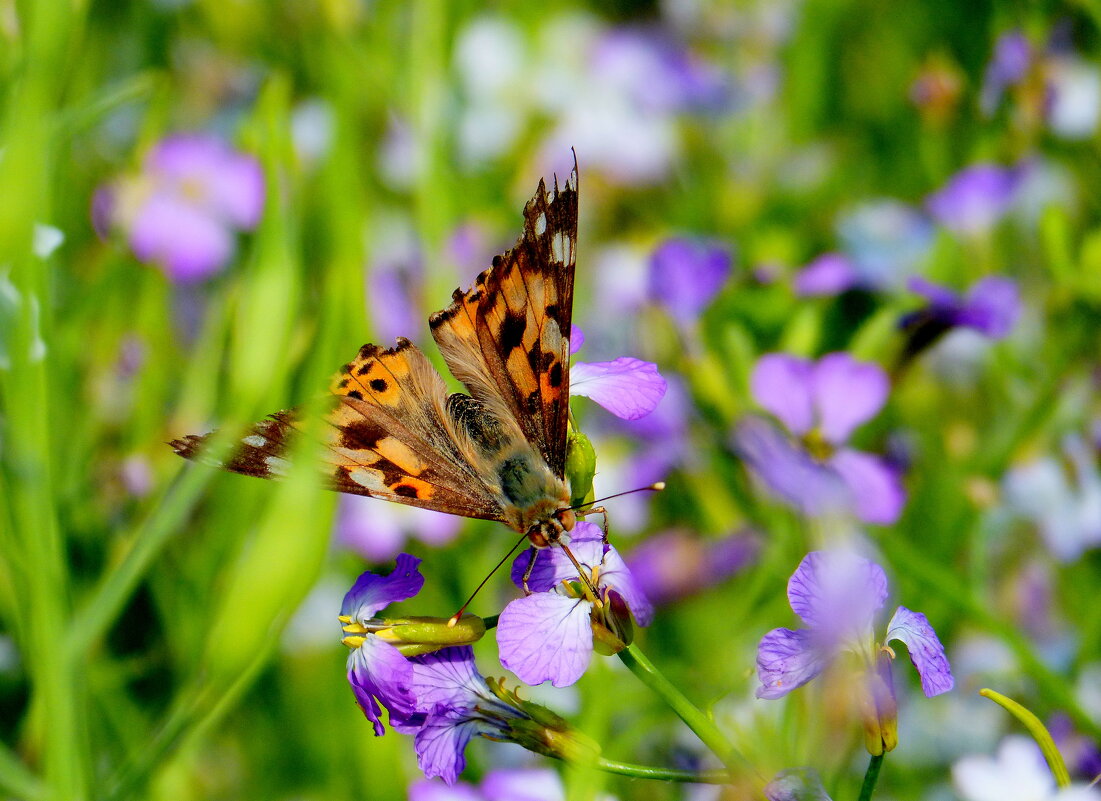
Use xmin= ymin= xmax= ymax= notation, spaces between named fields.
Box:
xmin=981 ymin=30 xmax=1032 ymax=115
xmin=411 ymin=769 xmax=565 ymax=801
xmin=793 ymin=253 xmax=858 ymax=297
xmin=94 ymin=134 xmax=264 ymax=282
xmin=648 ymin=237 xmax=732 ymax=323
xmin=336 ymin=495 xmax=462 ymax=564
xmin=905 ymin=276 xmax=1021 ymax=339
xmin=340 ymin=554 xmax=425 ymax=735
xmin=627 ymin=529 xmax=760 ymax=606
xmin=1003 ymin=433 xmax=1101 ymax=562
xmin=926 ymin=164 xmax=1023 ymax=235
xmin=497 ymin=522 xmax=652 ymax=687
xmin=898 ymin=276 xmax=1021 ymax=367
xmin=757 ymin=552 xmax=952 ymax=752
xmin=953 ymin=735 xmax=1101 ymax=801
xmin=737 ymin=353 xmax=904 ymax=525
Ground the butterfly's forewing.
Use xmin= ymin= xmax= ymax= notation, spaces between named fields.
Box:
xmin=173 ymin=339 xmax=507 ymax=521
xmin=429 ymin=162 xmax=577 ymax=478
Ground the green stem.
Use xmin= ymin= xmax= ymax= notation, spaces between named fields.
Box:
xmin=980 ymin=688 xmax=1071 ymax=788
xmin=618 ymin=643 xmax=745 ymax=776
xmin=595 ymin=758 xmax=732 ymax=784
xmin=857 ymin=753 xmax=884 ymax=801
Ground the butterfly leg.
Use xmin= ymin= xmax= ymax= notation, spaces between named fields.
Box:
xmin=578 ymin=505 xmax=609 ymax=542
xmin=521 ymin=548 xmax=541 ymax=595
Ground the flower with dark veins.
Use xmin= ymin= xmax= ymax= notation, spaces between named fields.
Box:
xmin=497 ymin=522 xmax=653 ymax=687
xmin=756 ymin=551 xmax=953 ymax=754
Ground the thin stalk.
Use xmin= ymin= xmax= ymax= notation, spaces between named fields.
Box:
xmin=857 ymin=753 xmax=884 ymax=801
xmin=618 ymin=643 xmax=747 ymax=777
xmin=595 ymin=758 xmax=732 ymax=784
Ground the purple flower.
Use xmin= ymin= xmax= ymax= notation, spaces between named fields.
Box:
xmin=410 ymin=769 xmax=565 ymax=801
xmin=627 ymin=529 xmax=760 ymax=606
xmin=340 ymin=554 xmax=425 ymax=735
xmin=981 ymin=30 xmax=1033 ymax=115
xmin=336 ymin=494 xmax=461 ymax=563
xmin=94 ymin=134 xmax=264 ymax=282
xmin=756 ymin=551 xmax=953 ymax=752
xmin=738 ymin=353 xmax=905 ymax=525
xmin=926 ymin=164 xmax=1023 ymax=235
xmin=569 ymin=327 xmax=667 ymax=421
xmin=793 ymin=253 xmax=859 ymax=297
xmin=835 ymin=200 xmax=933 ymax=291
xmin=648 ymin=237 xmax=732 ymax=323
xmin=497 ymin=522 xmax=653 ymax=687
xmin=898 ymin=276 xmax=1021 ymax=365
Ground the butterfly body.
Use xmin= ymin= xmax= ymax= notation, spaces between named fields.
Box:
xmin=173 ymin=160 xmax=581 ymax=550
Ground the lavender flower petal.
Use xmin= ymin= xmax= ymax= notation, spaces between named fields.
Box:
xmin=926 ymin=164 xmax=1021 ymax=234
xmin=129 ymin=193 xmax=233 ymax=283
xmin=829 ymin=449 xmax=906 ymax=525
xmin=409 ymin=646 xmax=489 ymax=714
xmin=480 ymin=769 xmax=566 ymax=801
xmin=885 ymin=606 xmax=954 ymax=697
xmin=787 ymin=551 xmax=888 ymax=635
xmin=751 ymin=354 xmax=815 ymax=435
xmin=765 ymin=768 xmax=834 ymax=801
xmin=497 ymin=592 xmax=593 ymax=687
xmin=734 ymin=418 xmax=851 ymax=517
xmin=958 ymin=276 xmax=1020 ymax=338
xmin=414 ymin=711 xmax=485 ymax=786
xmin=756 ymin=627 xmax=828 ymax=699
xmin=793 ymin=253 xmax=858 ymax=297
xmin=409 ymin=778 xmax=482 ymax=801
xmin=147 ymin=135 xmax=264 ymax=228
xmin=648 ymin=237 xmax=732 ymax=323
xmin=569 ymin=324 xmax=585 ymax=354
xmin=570 ymin=358 xmax=667 ymax=420
xmin=593 ymin=543 xmax=654 ymax=626
xmin=347 ymin=637 xmax=417 ymax=735
xmin=341 ymin=554 xmax=424 ymax=621
xmin=811 ymin=354 xmax=889 ymax=444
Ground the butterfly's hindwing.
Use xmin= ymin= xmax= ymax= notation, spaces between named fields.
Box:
xmin=429 ymin=163 xmax=577 ymax=479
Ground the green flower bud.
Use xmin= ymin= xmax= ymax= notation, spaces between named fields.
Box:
xmin=566 ymin=430 xmax=597 ymax=507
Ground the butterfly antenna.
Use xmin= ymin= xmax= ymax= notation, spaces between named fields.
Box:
xmin=569 ymin=482 xmax=665 ymax=512
xmin=448 ymin=530 xmax=531 ymax=627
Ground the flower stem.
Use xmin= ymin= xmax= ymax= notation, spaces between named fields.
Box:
xmin=595 ymin=758 xmax=732 ymax=784
xmin=618 ymin=643 xmax=745 ymax=778
xmin=857 ymin=753 xmax=884 ymax=801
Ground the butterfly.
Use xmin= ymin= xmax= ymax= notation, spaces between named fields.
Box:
xmin=172 ymin=160 xmax=581 ymax=550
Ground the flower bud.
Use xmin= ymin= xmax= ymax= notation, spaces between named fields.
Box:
xmin=341 ymin=614 xmax=486 ymax=657
xmin=566 ymin=431 xmax=597 ymax=507
xmin=860 ymin=651 xmax=899 ymax=755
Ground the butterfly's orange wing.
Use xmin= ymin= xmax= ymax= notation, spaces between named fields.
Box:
xmin=429 ymin=161 xmax=577 ymax=478
xmin=172 ymin=339 xmax=507 ymax=521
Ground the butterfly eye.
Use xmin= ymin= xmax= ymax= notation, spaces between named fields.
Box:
xmin=554 ymin=508 xmax=576 ymax=532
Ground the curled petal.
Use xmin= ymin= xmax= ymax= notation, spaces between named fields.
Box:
xmin=497 ymin=593 xmax=593 ymax=687
xmin=570 ymin=358 xmax=667 ymax=420
xmin=750 ymin=354 xmax=815 ymax=435
xmin=886 ymin=606 xmax=954 ymax=697
xmin=347 ymin=637 xmax=417 ymax=735
xmin=756 ymin=627 xmax=828 ymax=699
xmin=829 ymin=449 xmax=906 ymax=526
xmin=788 ymin=551 xmax=887 ymax=637
xmin=811 ymin=354 xmax=889 ymax=444
xmin=594 ymin=543 xmax=654 ymax=626
xmin=341 ymin=553 xmax=425 ymax=621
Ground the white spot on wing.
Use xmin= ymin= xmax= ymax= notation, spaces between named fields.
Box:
xmin=551 ymin=231 xmax=568 ymax=264
xmin=243 ymin=435 xmax=267 ymax=448
xmin=264 ymin=456 xmax=290 ymax=476
xmin=349 ymin=467 xmax=387 ymax=492
xmin=535 ymin=212 xmax=547 ymax=236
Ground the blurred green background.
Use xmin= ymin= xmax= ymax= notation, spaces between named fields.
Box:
xmin=2 ymin=0 xmax=1101 ymax=799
